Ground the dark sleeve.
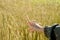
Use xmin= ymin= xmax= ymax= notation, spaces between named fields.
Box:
xmin=50 ymin=24 xmax=59 ymax=40
xmin=53 ymin=25 xmax=60 ymax=40
xmin=44 ymin=26 xmax=52 ymax=39
xmin=44 ymin=24 xmax=59 ymax=40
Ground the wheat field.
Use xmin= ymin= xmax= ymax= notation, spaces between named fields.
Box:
xmin=0 ymin=0 xmax=60 ymax=40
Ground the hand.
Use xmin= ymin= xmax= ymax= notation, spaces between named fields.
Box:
xmin=27 ymin=20 xmax=44 ymax=32
xmin=26 ymin=15 xmax=44 ymax=32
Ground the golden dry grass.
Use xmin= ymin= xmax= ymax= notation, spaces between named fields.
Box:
xmin=0 ymin=0 xmax=60 ymax=40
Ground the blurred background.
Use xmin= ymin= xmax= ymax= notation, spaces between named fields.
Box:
xmin=0 ymin=0 xmax=60 ymax=40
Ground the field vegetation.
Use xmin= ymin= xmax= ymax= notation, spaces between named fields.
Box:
xmin=0 ymin=0 xmax=60 ymax=40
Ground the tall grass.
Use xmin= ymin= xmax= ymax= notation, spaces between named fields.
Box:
xmin=0 ymin=0 xmax=60 ymax=40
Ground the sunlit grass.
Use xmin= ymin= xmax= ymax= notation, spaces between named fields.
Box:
xmin=0 ymin=0 xmax=60 ymax=40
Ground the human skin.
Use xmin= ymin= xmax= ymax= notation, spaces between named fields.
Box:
xmin=27 ymin=20 xmax=44 ymax=32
